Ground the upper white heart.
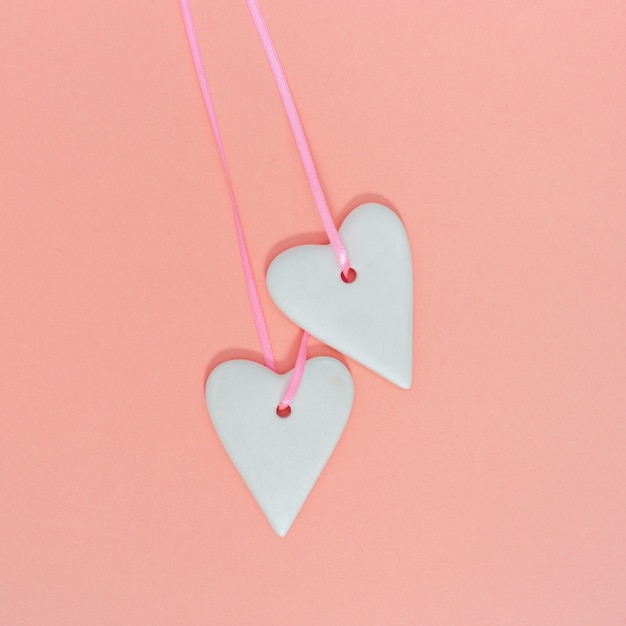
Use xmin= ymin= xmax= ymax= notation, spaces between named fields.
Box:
xmin=266 ymin=203 xmax=413 ymax=388
xmin=206 ymin=356 xmax=354 ymax=537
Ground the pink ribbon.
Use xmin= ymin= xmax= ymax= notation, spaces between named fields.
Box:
xmin=179 ymin=0 xmax=309 ymax=408
xmin=245 ymin=0 xmax=352 ymax=278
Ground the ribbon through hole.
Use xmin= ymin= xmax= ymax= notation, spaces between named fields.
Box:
xmin=276 ymin=405 xmax=292 ymax=418
xmin=341 ymin=268 xmax=357 ymax=283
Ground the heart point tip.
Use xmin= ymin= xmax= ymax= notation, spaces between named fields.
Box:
xmin=392 ymin=371 xmax=412 ymax=390
xmin=273 ymin=525 xmax=291 ymax=538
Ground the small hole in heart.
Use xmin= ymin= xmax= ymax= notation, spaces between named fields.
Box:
xmin=341 ymin=268 xmax=357 ymax=283
xmin=276 ymin=405 xmax=291 ymax=418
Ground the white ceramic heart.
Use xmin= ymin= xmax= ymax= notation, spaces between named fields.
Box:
xmin=266 ymin=203 xmax=413 ymax=388
xmin=206 ymin=356 xmax=353 ymax=537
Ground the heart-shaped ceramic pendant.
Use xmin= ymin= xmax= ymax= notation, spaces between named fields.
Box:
xmin=206 ymin=356 xmax=353 ymax=537
xmin=266 ymin=203 xmax=413 ymax=388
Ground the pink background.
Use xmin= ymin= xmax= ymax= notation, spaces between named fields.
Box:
xmin=1 ymin=1 xmax=625 ymax=624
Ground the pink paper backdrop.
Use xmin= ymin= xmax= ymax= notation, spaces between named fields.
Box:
xmin=1 ymin=1 xmax=625 ymax=624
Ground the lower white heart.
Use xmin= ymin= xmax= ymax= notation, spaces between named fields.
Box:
xmin=206 ymin=356 xmax=354 ymax=537
xmin=266 ymin=203 xmax=413 ymax=389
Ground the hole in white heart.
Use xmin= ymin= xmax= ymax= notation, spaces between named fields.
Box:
xmin=340 ymin=268 xmax=357 ymax=283
xmin=276 ymin=405 xmax=291 ymax=418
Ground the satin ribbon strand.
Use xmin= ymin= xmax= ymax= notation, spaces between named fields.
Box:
xmin=179 ymin=0 xmax=309 ymax=406
xmin=245 ymin=0 xmax=351 ymax=276
xmin=277 ymin=330 xmax=310 ymax=410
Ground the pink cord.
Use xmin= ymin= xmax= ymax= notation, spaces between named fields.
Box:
xmin=277 ymin=329 xmax=310 ymax=410
xmin=179 ymin=0 xmax=309 ymax=407
xmin=245 ymin=0 xmax=351 ymax=277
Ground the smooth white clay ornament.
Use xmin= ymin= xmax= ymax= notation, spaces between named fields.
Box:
xmin=267 ymin=203 xmax=413 ymax=389
xmin=206 ymin=356 xmax=353 ymax=537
